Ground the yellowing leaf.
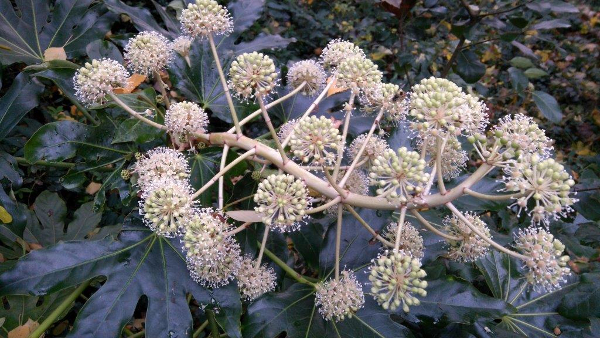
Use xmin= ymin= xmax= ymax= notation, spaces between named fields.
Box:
xmin=8 ymin=318 xmax=39 ymax=338
xmin=44 ymin=47 xmax=67 ymax=61
xmin=0 ymin=206 xmax=12 ymax=223
xmin=114 ymin=74 xmax=146 ymax=94
xmin=326 ymin=77 xmax=346 ymax=97
xmin=86 ymin=182 xmax=102 ymax=195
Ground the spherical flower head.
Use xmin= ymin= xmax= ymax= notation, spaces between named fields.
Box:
xmin=237 ymin=256 xmax=277 ymax=301
xmin=315 ymin=271 xmax=365 ymax=322
xmin=382 ymin=222 xmax=424 ymax=259
xmin=165 ymin=101 xmax=209 ymax=138
xmin=124 ymin=31 xmax=173 ymax=76
xmin=362 ymin=83 xmax=409 ymax=123
xmin=182 ymin=209 xmax=241 ymax=287
xmin=369 ymin=250 xmax=427 ymax=312
xmin=462 ymin=93 xmax=489 ymax=135
xmin=287 ymin=60 xmax=327 ymax=96
xmin=277 ymin=119 xmax=297 ymax=143
xmin=73 ymin=58 xmax=129 ymax=106
xmin=180 ymin=0 xmax=233 ymax=38
xmin=134 ymin=147 xmax=190 ymax=191
xmin=140 ymin=178 xmax=194 ymax=237
xmin=229 ymin=52 xmax=278 ymax=99
xmin=336 ymin=56 xmax=382 ymax=92
xmin=172 ymin=36 xmax=194 ymax=57
xmin=443 ymin=213 xmax=491 ymax=262
xmin=320 ymin=39 xmax=365 ymax=69
xmin=289 ymin=116 xmax=341 ymax=165
xmin=409 ymin=77 xmax=477 ymax=136
xmin=492 ymin=114 xmax=553 ymax=159
xmin=419 ymin=135 xmax=467 ymax=180
xmin=368 ymin=147 xmax=430 ymax=204
xmin=254 ymin=174 xmax=309 ymax=232
xmin=324 ymin=170 xmax=369 ymax=216
xmin=503 ymin=155 xmax=576 ymax=225
xmin=515 ymin=227 xmax=570 ymax=291
xmin=348 ymin=134 xmax=390 ymax=168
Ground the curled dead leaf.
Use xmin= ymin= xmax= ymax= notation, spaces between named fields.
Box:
xmin=44 ymin=47 xmax=67 ymax=61
xmin=114 ymin=74 xmax=146 ymax=94
xmin=86 ymin=182 xmax=102 ymax=195
xmin=8 ymin=318 xmax=40 ymax=338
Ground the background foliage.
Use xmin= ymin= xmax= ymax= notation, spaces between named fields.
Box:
xmin=0 ymin=0 xmax=598 ymax=337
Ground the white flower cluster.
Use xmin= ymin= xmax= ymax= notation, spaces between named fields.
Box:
xmin=369 ymin=147 xmax=429 ymax=203
xmin=382 ymin=222 xmax=424 ymax=259
xmin=315 ymin=271 xmax=365 ymax=322
xmin=514 ymin=227 xmax=570 ymax=291
xmin=320 ymin=39 xmax=365 ymax=69
xmin=443 ymin=213 xmax=491 ymax=262
xmin=254 ymin=174 xmax=309 ymax=232
xmin=73 ymin=59 xmax=129 ymax=105
xmin=229 ymin=52 xmax=278 ymax=99
xmin=287 ymin=60 xmax=327 ymax=96
xmin=336 ymin=56 xmax=382 ymax=92
xmin=172 ymin=36 xmax=194 ymax=57
xmin=140 ymin=178 xmax=194 ymax=237
xmin=124 ymin=31 xmax=174 ymax=76
xmin=165 ymin=101 xmax=209 ymax=138
xmin=348 ymin=134 xmax=390 ymax=168
xmin=362 ymin=83 xmax=409 ymax=123
xmin=180 ymin=0 xmax=233 ymax=38
xmin=237 ymin=256 xmax=277 ymax=301
xmin=133 ymin=147 xmax=190 ymax=191
xmin=289 ymin=116 xmax=341 ymax=165
xmin=368 ymin=250 xmax=427 ymax=312
xmin=420 ymin=135 xmax=468 ymax=180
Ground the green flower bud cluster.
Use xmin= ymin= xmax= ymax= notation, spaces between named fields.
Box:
xmin=121 ymin=169 xmax=131 ymax=181
xmin=443 ymin=213 xmax=491 ymax=262
xmin=362 ymin=83 xmax=409 ymax=123
xmin=504 ymin=154 xmax=576 ymax=225
xmin=237 ymin=256 xmax=277 ymax=301
xmin=140 ymin=179 xmax=194 ymax=237
xmin=134 ymin=147 xmax=190 ymax=191
xmin=382 ymin=222 xmax=424 ymax=259
xmin=348 ymin=134 xmax=390 ymax=169
xmin=409 ymin=77 xmax=488 ymax=136
xmin=254 ymin=174 xmax=309 ymax=232
xmin=315 ymin=270 xmax=365 ymax=322
xmin=165 ymin=101 xmax=209 ymax=137
xmin=229 ymin=52 xmax=278 ymax=99
xmin=369 ymin=147 xmax=429 ymax=203
xmin=182 ymin=209 xmax=241 ymax=288
xmin=287 ymin=60 xmax=327 ymax=96
xmin=289 ymin=116 xmax=342 ymax=165
xmin=320 ymin=39 xmax=365 ymax=69
xmin=419 ymin=135 xmax=467 ymax=180
xmin=73 ymin=58 xmax=129 ymax=105
xmin=515 ymin=227 xmax=570 ymax=291
xmin=172 ymin=36 xmax=193 ymax=57
xmin=368 ymin=250 xmax=427 ymax=312
xmin=124 ymin=31 xmax=173 ymax=76
xmin=180 ymin=0 xmax=233 ymax=38
xmin=336 ymin=56 xmax=383 ymax=92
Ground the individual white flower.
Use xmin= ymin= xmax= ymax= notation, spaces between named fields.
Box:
xmin=133 ymin=147 xmax=190 ymax=191
xmin=277 ymin=119 xmax=297 ymax=143
xmin=443 ymin=213 xmax=491 ymax=262
xmin=382 ymin=222 xmax=424 ymax=259
xmin=182 ymin=209 xmax=241 ymax=287
xmin=419 ymin=135 xmax=468 ymax=180
xmin=124 ymin=31 xmax=174 ymax=75
xmin=336 ymin=56 xmax=382 ymax=92
xmin=140 ymin=178 xmax=194 ymax=237
xmin=315 ymin=270 xmax=365 ymax=322
xmin=254 ymin=174 xmax=309 ymax=232
xmin=503 ymin=154 xmax=576 ymax=225
xmin=514 ymin=227 xmax=570 ymax=291
xmin=362 ymin=83 xmax=409 ymax=123
xmin=237 ymin=256 xmax=277 ymax=301
xmin=368 ymin=147 xmax=430 ymax=203
xmin=320 ymin=39 xmax=365 ymax=69
xmin=287 ymin=60 xmax=327 ymax=96
xmin=368 ymin=250 xmax=427 ymax=312
xmin=289 ymin=116 xmax=341 ymax=165
xmin=73 ymin=58 xmax=129 ymax=105
xmin=348 ymin=134 xmax=390 ymax=168
xmin=165 ymin=101 xmax=209 ymax=138
xmin=409 ymin=77 xmax=487 ymax=136
xmin=229 ymin=52 xmax=278 ymax=99
xmin=172 ymin=36 xmax=194 ymax=57
xmin=180 ymin=0 xmax=233 ymax=38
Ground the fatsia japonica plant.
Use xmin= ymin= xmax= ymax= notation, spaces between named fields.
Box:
xmin=0 ymin=0 xmax=589 ymax=337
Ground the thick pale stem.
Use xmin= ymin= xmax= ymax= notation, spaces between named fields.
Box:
xmin=339 ymin=109 xmax=383 ymax=187
xmin=108 ymin=92 xmax=167 ymax=130
xmin=409 ymin=209 xmax=460 ymax=241
xmin=324 ymin=169 xmax=348 ymax=198
xmin=256 ymin=225 xmax=270 ymax=268
xmin=307 ymin=196 xmax=342 ymax=214
xmin=333 ymin=91 xmax=355 ymax=180
xmin=335 ymin=204 xmax=343 ymax=280
xmin=153 ymin=70 xmax=171 ymax=109
xmin=463 ymin=188 xmax=525 ymax=201
xmin=218 ymin=145 xmax=230 ymax=209
xmin=436 ymin=136 xmax=448 ymax=195
xmin=393 ymin=207 xmax=407 ymax=252
xmin=191 ymin=149 xmax=256 ymax=199
xmin=281 ymin=79 xmax=336 ymax=147
xmin=445 ymin=202 xmax=528 ymax=260
xmin=208 ymin=33 xmax=242 ymax=135
xmin=229 ymin=82 xmax=307 ymax=133
xmin=345 ymin=205 xmax=394 ymax=247
xmin=257 ymin=94 xmax=288 ymax=161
